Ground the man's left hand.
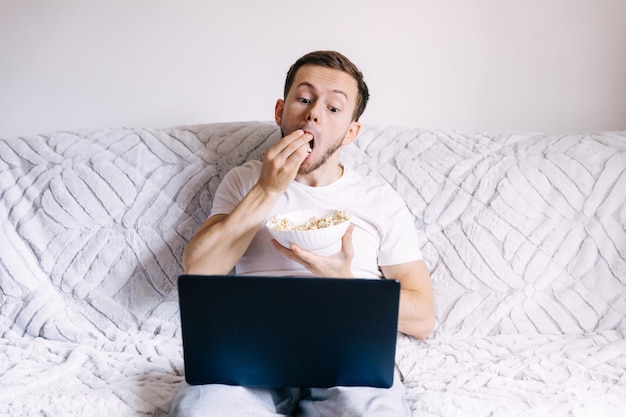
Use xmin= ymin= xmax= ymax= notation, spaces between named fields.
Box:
xmin=270 ymin=225 xmax=355 ymax=278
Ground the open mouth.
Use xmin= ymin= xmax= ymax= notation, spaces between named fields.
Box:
xmin=301 ymin=127 xmax=316 ymax=153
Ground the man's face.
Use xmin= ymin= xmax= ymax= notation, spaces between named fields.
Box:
xmin=275 ymin=65 xmax=360 ymax=175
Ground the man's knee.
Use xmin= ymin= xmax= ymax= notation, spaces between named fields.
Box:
xmin=168 ymin=383 xmax=279 ymax=417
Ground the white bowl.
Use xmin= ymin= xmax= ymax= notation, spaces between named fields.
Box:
xmin=266 ymin=209 xmax=351 ymax=255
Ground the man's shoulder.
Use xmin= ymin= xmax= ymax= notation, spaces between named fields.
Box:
xmin=225 ymin=160 xmax=262 ymax=178
xmin=218 ymin=160 xmax=263 ymax=194
xmin=343 ymin=165 xmax=396 ymax=193
xmin=238 ymin=159 xmax=262 ymax=170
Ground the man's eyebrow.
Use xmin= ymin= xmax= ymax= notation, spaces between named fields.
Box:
xmin=296 ymin=82 xmax=348 ymax=100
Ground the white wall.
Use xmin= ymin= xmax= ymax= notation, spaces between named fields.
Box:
xmin=1 ymin=0 xmax=625 ymax=137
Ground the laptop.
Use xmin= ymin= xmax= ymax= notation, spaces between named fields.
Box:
xmin=177 ymin=274 xmax=400 ymax=388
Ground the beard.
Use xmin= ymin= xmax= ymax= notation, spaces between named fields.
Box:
xmin=298 ymin=138 xmax=343 ymax=175
xmin=280 ymin=125 xmax=346 ymax=175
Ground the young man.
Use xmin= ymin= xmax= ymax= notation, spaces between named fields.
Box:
xmin=169 ymin=50 xmax=435 ymax=417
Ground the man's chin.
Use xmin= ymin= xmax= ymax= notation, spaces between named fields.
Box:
xmin=297 ymin=164 xmax=313 ymax=176
xmin=298 ymin=158 xmax=319 ymax=175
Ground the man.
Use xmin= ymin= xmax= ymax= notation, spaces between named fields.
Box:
xmin=169 ymin=50 xmax=435 ymax=416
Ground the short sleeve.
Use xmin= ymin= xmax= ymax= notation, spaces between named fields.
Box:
xmin=377 ymin=185 xmax=423 ymax=266
xmin=210 ymin=161 xmax=261 ymax=217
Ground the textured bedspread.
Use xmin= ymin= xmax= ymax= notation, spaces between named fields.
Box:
xmin=1 ymin=122 xmax=625 ymax=416
xmin=397 ymin=332 xmax=626 ymax=416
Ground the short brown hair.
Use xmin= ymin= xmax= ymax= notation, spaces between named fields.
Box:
xmin=283 ymin=51 xmax=369 ymax=121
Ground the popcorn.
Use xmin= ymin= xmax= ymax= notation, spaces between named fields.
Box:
xmin=269 ymin=210 xmax=350 ymax=231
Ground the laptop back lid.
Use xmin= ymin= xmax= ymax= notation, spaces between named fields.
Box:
xmin=177 ymin=275 xmax=400 ymax=388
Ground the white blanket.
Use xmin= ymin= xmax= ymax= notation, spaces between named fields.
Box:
xmin=1 ymin=123 xmax=625 ymax=416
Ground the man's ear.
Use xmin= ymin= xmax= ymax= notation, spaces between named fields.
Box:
xmin=341 ymin=121 xmax=361 ymax=146
xmin=274 ymin=99 xmax=285 ymax=126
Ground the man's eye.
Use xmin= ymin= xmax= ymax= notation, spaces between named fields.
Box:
xmin=329 ymin=107 xmax=339 ymax=113
xmin=298 ymin=98 xmax=311 ymax=104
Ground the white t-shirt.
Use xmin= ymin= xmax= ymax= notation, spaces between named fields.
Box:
xmin=211 ymin=160 xmax=422 ymax=278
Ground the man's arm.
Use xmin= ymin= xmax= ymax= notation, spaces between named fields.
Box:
xmin=182 ymin=185 xmax=279 ymax=275
xmin=183 ymin=130 xmax=313 ymax=275
xmin=381 ymin=260 xmax=435 ymax=340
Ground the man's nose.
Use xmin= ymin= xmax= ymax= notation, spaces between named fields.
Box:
xmin=306 ymin=105 xmax=320 ymax=123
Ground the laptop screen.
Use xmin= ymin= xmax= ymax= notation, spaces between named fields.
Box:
xmin=178 ymin=275 xmax=400 ymax=388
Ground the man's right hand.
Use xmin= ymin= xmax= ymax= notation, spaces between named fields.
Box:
xmin=258 ymin=130 xmax=312 ymax=194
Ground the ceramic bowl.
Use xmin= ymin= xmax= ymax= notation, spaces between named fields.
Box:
xmin=266 ymin=209 xmax=351 ymax=255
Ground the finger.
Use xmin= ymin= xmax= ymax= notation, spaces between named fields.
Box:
xmin=271 ymin=239 xmax=309 ymax=267
xmin=264 ymin=134 xmax=311 ymax=176
xmin=289 ymin=244 xmax=315 ymax=265
xmin=280 ymin=132 xmax=312 ymax=162
xmin=269 ymin=130 xmax=311 ymax=159
xmin=284 ymin=129 xmax=309 ymax=142
xmin=341 ymin=224 xmax=355 ymax=258
xmin=270 ymin=239 xmax=290 ymax=253
xmin=270 ymin=240 xmax=306 ymax=264
xmin=260 ymin=132 xmax=311 ymax=192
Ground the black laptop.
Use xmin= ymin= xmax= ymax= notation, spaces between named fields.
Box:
xmin=177 ymin=274 xmax=400 ymax=388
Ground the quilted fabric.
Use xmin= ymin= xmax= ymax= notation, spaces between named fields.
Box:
xmin=1 ymin=122 xmax=625 ymax=416
xmin=345 ymin=127 xmax=626 ymax=338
